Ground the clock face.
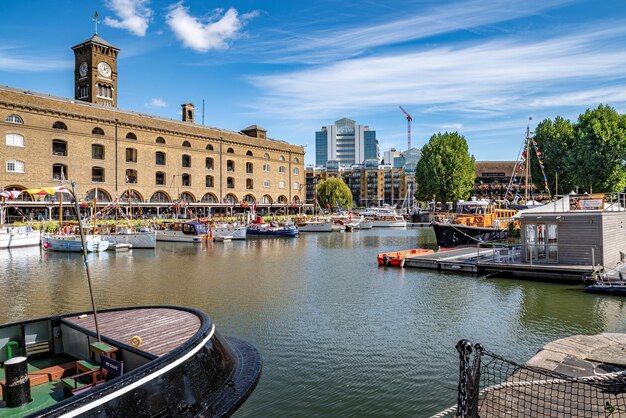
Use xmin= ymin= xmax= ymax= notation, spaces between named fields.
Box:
xmin=98 ymin=62 xmax=112 ymax=77
xmin=79 ymin=62 xmax=88 ymax=77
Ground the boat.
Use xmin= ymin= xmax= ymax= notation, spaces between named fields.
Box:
xmin=377 ymin=249 xmax=435 ymax=267
xmin=583 ymin=270 xmax=626 ymax=296
xmin=246 ymin=218 xmax=299 ymax=237
xmin=294 ymin=219 xmax=334 ymax=232
xmin=42 ymin=232 xmax=110 ymax=252
xmin=584 ymin=283 xmax=626 ymax=296
xmin=213 ymin=235 xmax=233 ymax=242
xmin=361 ymin=207 xmax=407 ymax=227
xmin=0 ymin=225 xmax=41 ymax=249
xmin=351 ymin=218 xmax=373 ymax=230
xmin=206 ymin=223 xmax=247 ymax=240
xmin=99 ymin=225 xmax=156 ymax=249
xmin=0 ymin=306 xmax=261 ymax=417
xmin=155 ymin=222 xmax=208 ymax=243
xmin=431 ymin=199 xmax=516 ymax=248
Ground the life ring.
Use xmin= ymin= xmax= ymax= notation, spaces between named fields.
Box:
xmin=129 ymin=335 xmax=142 ymax=347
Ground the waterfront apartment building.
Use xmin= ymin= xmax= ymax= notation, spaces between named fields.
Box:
xmin=472 ymin=161 xmax=542 ymax=201
xmin=0 ymin=33 xmax=305 ymax=212
xmin=315 ymin=118 xmax=378 ymax=167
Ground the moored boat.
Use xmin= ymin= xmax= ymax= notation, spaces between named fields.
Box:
xmin=294 ymin=219 xmax=334 ymax=232
xmin=100 ymin=225 xmax=156 ymax=249
xmin=246 ymin=222 xmax=299 ymax=237
xmin=206 ymin=223 xmax=247 ymax=240
xmin=377 ymin=248 xmax=435 ymax=267
xmin=155 ymin=222 xmax=208 ymax=243
xmin=0 ymin=306 xmax=261 ymax=417
xmin=0 ymin=226 xmax=41 ymax=249
xmin=42 ymin=232 xmax=109 ymax=252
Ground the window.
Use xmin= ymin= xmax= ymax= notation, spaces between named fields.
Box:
xmin=53 ymin=121 xmax=67 ymax=130
xmin=96 ymin=84 xmax=113 ymax=99
xmin=227 ymin=177 xmax=235 ymax=188
xmin=92 ymin=127 xmax=105 ymax=135
xmin=156 ymin=136 xmax=166 ymax=144
xmin=182 ymin=154 xmax=191 ymax=168
xmin=52 ymin=164 xmax=67 ymax=180
xmin=205 ymin=157 xmax=214 ymax=170
xmin=263 ymin=164 xmax=270 ymax=172
xmin=206 ymin=144 xmax=214 ymax=151
xmin=156 ymin=171 xmax=166 ymax=185
xmin=278 ymin=166 xmax=285 ymax=174
xmin=227 ymin=160 xmax=235 ymax=172
xmin=182 ymin=173 xmax=191 ymax=187
xmin=264 ymin=153 xmax=270 ymax=159
xmin=246 ymin=150 xmax=253 ymax=156
xmin=126 ymin=148 xmax=137 ymax=163
xmin=126 ymin=132 xmax=137 ymax=140
xmin=6 ymin=133 xmax=24 ymax=147
xmin=246 ymin=179 xmax=253 ymax=189
xmin=294 ymin=167 xmax=300 ymax=174
xmin=182 ymin=140 xmax=191 ymax=148
xmin=156 ymin=151 xmax=166 ymax=165
xmin=78 ymin=84 xmax=88 ymax=98
xmin=263 ymin=180 xmax=270 ymax=188
xmin=246 ymin=162 xmax=253 ymax=173
xmin=278 ymin=195 xmax=287 ymax=204
xmin=6 ymin=114 xmax=23 ymax=124
xmin=150 ymin=192 xmax=170 ymax=203
xmin=206 ymin=175 xmax=214 ymax=187
xmin=125 ymin=169 xmax=137 ymax=184
xmin=293 ymin=181 xmax=300 ymax=190
xmin=6 ymin=160 xmax=24 ymax=173
xmin=261 ymin=195 xmax=272 ymax=204
xmin=294 ymin=157 xmax=300 ymax=163
xmin=227 ymin=147 xmax=234 ymax=154
xmin=52 ymin=140 xmax=67 ymax=156
xmin=201 ymin=193 xmax=218 ymax=203
xmin=279 ymin=155 xmax=285 ymax=161
xmin=92 ymin=144 xmax=105 ymax=159
xmin=92 ymin=167 xmax=105 ymax=182
xmin=180 ymin=192 xmax=195 ymax=203
xmin=279 ymin=181 xmax=286 ymax=189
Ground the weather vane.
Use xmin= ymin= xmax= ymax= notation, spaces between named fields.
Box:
xmin=93 ymin=11 xmax=99 ymax=34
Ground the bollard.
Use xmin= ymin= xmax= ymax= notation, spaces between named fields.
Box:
xmin=3 ymin=356 xmax=32 ymax=407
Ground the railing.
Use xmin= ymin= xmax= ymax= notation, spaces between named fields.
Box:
xmin=475 ymin=242 xmax=603 ymax=267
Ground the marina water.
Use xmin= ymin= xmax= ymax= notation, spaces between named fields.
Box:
xmin=2 ymin=228 xmax=625 ymax=417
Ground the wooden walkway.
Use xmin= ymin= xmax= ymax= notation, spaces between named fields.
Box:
xmin=63 ymin=308 xmax=202 ymax=357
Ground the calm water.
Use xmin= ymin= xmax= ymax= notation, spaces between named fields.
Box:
xmin=1 ymin=228 xmax=625 ymax=417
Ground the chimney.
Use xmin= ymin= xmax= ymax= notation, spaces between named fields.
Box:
xmin=181 ymin=103 xmax=195 ymax=123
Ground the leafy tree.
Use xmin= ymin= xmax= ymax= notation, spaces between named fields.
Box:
xmin=316 ymin=177 xmax=353 ymax=210
xmin=529 ymin=116 xmax=575 ymax=195
xmin=568 ymin=104 xmax=626 ymax=193
xmin=415 ymin=131 xmax=476 ymax=202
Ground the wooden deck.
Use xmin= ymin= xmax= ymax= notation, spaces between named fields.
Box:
xmin=63 ymin=308 xmax=202 ymax=357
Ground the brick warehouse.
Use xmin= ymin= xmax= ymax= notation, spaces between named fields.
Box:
xmin=0 ymin=32 xmax=305 ymax=217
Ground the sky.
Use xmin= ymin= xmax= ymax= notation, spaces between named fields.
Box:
xmin=2 ymin=0 xmax=626 ymax=165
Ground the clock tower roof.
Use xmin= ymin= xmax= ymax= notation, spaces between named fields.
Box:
xmin=72 ymin=33 xmax=118 ymax=51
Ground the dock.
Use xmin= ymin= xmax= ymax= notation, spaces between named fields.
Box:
xmin=403 ymin=246 xmax=594 ymax=282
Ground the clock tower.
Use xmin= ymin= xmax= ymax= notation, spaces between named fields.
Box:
xmin=72 ymin=33 xmax=119 ymax=107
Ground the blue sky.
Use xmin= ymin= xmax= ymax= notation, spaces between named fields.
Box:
xmin=2 ymin=0 xmax=626 ymax=165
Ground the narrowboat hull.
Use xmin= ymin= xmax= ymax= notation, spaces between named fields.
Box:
xmin=431 ymin=222 xmax=508 ymax=248
xmin=584 ymin=285 xmax=626 ymax=296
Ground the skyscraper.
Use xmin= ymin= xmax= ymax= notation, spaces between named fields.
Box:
xmin=315 ymin=118 xmax=378 ymax=167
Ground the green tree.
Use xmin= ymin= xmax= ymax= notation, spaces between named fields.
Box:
xmin=568 ymin=104 xmax=626 ymax=193
xmin=316 ymin=177 xmax=353 ymax=210
xmin=530 ymin=116 xmax=575 ymax=195
xmin=415 ymin=131 xmax=476 ymax=202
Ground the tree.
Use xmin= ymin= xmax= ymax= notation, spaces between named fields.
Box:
xmin=530 ymin=116 xmax=575 ymax=195
xmin=568 ymin=104 xmax=626 ymax=193
xmin=316 ymin=177 xmax=353 ymax=210
xmin=415 ymin=131 xmax=475 ymax=203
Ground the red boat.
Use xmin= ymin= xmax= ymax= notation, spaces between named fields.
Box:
xmin=377 ymin=249 xmax=434 ymax=267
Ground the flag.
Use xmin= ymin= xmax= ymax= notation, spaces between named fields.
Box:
xmin=253 ymin=203 xmax=257 ymax=212
xmin=0 ymin=190 xmax=23 ymax=199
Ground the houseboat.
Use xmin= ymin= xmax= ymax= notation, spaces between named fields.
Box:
xmin=155 ymin=222 xmax=208 ymax=243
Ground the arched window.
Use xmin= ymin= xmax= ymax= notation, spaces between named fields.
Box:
xmin=125 ymin=169 xmax=137 ymax=184
xmin=206 ymin=144 xmax=214 ymax=151
xmin=292 ymin=181 xmax=300 ymax=190
xmin=52 ymin=164 xmax=67 ymax=180
xmin=294 ymin=157 xmax=300 ymax=163
xmin=246 ymin=162 xmax=253 ymax=173
xmin=180 ymin=192 xmax=195 ymax=203
xmin=52 ymin=121 xmax=67 ymax=130
xmin=205 ymin=157 xmax=214 ymax=170
xmin=261 ymin=195 xmax=273 ymax=204
xmin=201 ymin=193 xmax=218 ymax=203
xmin=277 ymin=195 xmax=288 ymax=204
xmin=52 ymin=140 xmax=67 ymax=156
xmin=156 ymin=171 xmax=166 ymax=185
xmin=279 ymin=166 xmax=285 ymax=174
xmin=182 ymin=173 xmax=191 ymax=187
xmin=182 ymin=140 xmax=191 ymax=148
xmin=264 ymin=153 xmax=270 ymax=159
xmin=150 ymin=191 xmax=171 ymax=203
xmin=121 ymin=189 xmax=143 ymax=203
xmin=246 ymin=179 xmax=253 ymax=189
xmin=279 ymin=155 xmax=285 ymax=161
xmin=293 ymin=196 xmax=301 ymax=204
xmin=6 ymin=114 xmax=23 ymax=124
xmin=6 ymin=133 xmax=24 ymax=147
xmin=227 ymin=160 xmax=235 ymax=172
xmin=155 ymin=151 xmax=166 ymax=165
xmin=227 ymin=147 xmax=234 ymax=154
xmin=6 ymin=160 xmax=25 ymax=173
xmin=205 ymin=175 xmax=214 ymax=187
xmin=91 ymin=144 xmax=105 ymax=160
xmin=156 ymin=136 xmax=166 ymax=144
xmin=224 ymin=194 xmax=238 ymax=204
xmin=293 ymin=167 xmax=300 ymax=174
xmin=243 ymin=194 xmax=256 ymax=203
xmin=182 ymin=154 xmax=191 ymax=168
xmin=126 ymin=132 xmax=137 ymax=140
xmin=246 ymin=150 xmax=253 ymax=156
xmin=126 ymin=148 xmax=137 ymax=163
xmin=227 ymin=177 xmax=235 ymax=188
xmin=92 ymin=167 xmax=105 ymax=182
xmin=85 ymin=188 xmax=111 ymax=202
xmin=92 ymin=127 xmax=105 ymax=135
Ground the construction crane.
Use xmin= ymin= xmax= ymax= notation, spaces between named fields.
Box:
xmin=399 ymin=105 xmax=413 ymax=150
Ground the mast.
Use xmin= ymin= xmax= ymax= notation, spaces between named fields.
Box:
xmin=524 ymin=121 xmax=531 ymax=203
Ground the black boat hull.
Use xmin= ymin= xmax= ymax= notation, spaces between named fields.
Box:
xmin=431 ymin=222 xmax=508 ymax=248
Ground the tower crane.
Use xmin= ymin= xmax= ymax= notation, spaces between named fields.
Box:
xmin=399 ymin=106 xmax=413 ymax=150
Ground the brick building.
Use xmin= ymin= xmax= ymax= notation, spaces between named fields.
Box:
xmin=0 ymin=33 xmax=305 ymax=214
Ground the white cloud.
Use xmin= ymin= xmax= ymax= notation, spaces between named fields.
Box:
xmin=146 ymin=98 xmax=167 ymax=108
xmin=104 ymin=0 xmax=153 ymax=37
xmin=166 ymin=3 xmax=259 ymax=52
